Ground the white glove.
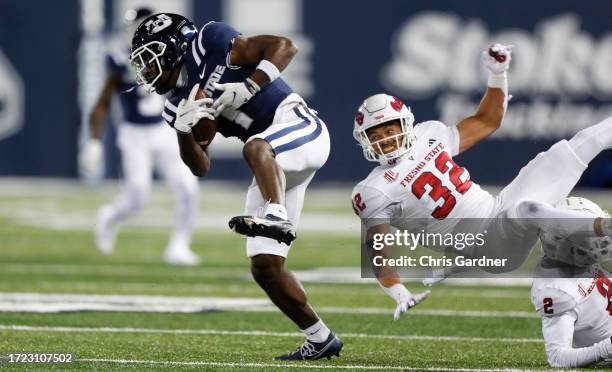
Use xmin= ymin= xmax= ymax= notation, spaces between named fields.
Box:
xmin=212 ymin=78 xmax=260 ymax=113
xmin=482 ymin=43 xmax=513 ymax=75
xmin=174 ymin=85 xmax=215 ymax=133
xmin=382 ymin=283 xmax=431 ymax=320
xmin=79 ymin=138 xmax=103 ymax=182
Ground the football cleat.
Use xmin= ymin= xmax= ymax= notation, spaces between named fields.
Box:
xmin=228 ymin=214 xmax=296 ymax=245
xmin=274 ymin=333 xmax=343 ymax=361
xmin=164 ymin=249 xmax=201 ymax=266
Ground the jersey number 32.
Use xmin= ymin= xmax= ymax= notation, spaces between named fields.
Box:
xmin=412 ymin=151 xmax=472 ymax=219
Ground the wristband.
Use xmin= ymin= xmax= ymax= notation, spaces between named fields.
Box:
xmin=256 ymin=59 xmax=281 ymax=82
xmin=488 ymin=71 xmax=508 ymax=95
xmin=244 ymin=78 xmax=261 ymax=95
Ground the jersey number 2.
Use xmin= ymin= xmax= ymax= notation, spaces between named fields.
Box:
xmin=352 ymin=193 xmax=366 ymax=215
xmin=411 ymin=151 xmax=472 ymax=219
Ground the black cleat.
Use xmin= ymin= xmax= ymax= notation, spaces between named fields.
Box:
xmin=228 ymin=214 xmax=297 ymax=245
xmin=274 ymin=333 xmax=343 ymax=361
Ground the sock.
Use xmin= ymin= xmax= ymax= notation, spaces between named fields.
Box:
xmin=168 ymin=183 xmax=197 ymax=252
xmin=264 ymin=202 xmax=288 ymax=220
xmin=568 ymin=116 xmax=612 ymax=164
xmin=302 ymin=319 xmax=331 ymax=343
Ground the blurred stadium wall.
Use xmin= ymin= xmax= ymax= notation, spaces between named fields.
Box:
xmin=1 ymin=0 xmax=612 ymax=186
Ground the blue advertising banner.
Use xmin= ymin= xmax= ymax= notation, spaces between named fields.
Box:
xmin=0 ymin=1 xmax=80 ymax=176
xmin=1 ymin=0 xmax=612 ymax=187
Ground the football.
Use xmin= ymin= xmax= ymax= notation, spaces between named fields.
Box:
xmin=191 ymin=87 xmax=218 ymax=147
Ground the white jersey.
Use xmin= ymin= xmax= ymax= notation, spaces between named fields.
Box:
xmin=352 ymin=121 xmax=495 ymax=234
xmin=531 ymin=266 xmax=612 ymax=348
xmin=531 ymin=265 xmax=612 ymax=367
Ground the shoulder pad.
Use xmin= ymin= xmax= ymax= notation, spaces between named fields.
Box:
xmin=531 ymin=282 xmax=578 ymax=317
xmin=351 ymin=183 xmax=393 ymax=220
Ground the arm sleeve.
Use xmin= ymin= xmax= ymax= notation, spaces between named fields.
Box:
xmin=542 ymin=313 xmax=612 ymax=367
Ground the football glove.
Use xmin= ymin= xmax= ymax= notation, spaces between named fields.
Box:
xmin=383 ymin=283 xmax=431 ymax=320
xmin=212 ymin=78 xmax=260 ymax=113
xmin=79 ymin=138 xmax=103 ymax=183
xmin=482 ymin=43 xmax=513 ymax=75
xmin=174 ymin=85 xmax=215 ymax=133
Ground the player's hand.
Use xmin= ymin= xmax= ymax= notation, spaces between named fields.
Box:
xmin=174 ymin=85 xmax=215 ymax=133
xmin=78 ymin=138 xmax=103 ymax=183
xmin=394 ymin=289 xmax=430 ymax=320
xmin=482 ymin=43 xmax=513 ymax=75
xmin=212 ymin=78 xmax=260 ymax=113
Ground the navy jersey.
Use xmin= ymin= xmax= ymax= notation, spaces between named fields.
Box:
xmin=162 ymin=21 xmax=293 ymax=142
xmin=107 ymin=40 xmax=165 ymax=125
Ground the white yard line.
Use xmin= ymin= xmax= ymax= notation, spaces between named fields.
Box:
xmin=0 ymin=263 xmax=534 ymax=287
xmin=0 ymin=293 xmax=538 ymax=318
xmin=76 ymin=358 xmax=558 ymax=372
xmin=0 ymin=324 xmax=543 ymax=343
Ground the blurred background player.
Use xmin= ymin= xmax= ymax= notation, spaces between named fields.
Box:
xmin=532 ymin=197 xmax=612 ymax=368
xmin=79 ymin=7 xmax=200 ymax=266
xmin=128 ymin=13 xmax=341 ymax=360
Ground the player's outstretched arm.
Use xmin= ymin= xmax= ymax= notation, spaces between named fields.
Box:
xmin=456 ymin=43 xmax=512 ymax=154
xmin=541 ymin=313 xmax=612 ymax=367
xmin=366 ymin=223 xmax=430 ymax=320
xmin=89 ymin=72 xmax=121 ymax=140
xmin=212 ymin=35 xmax=297 ymax=112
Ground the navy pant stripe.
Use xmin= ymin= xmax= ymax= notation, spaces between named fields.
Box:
xmin=264 ymin=107 xmax=311 ymax=142
xmin=273 ymin=107 xmax=323 ymax=155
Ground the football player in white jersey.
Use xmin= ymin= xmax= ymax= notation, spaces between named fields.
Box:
xmin=352 ymin=44 xmax=612 ymax=319
xmin=532 ymin=197 xmax=612 ymax=368
xmin=79 ymin=8 xmax=200 ymax=266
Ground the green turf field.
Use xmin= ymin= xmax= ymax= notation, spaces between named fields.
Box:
xmin=0 ymin=180 xmax=609 ymax=370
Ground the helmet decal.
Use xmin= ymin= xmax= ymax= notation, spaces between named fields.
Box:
xmin=390 ymin=96 xmax=404 ymax=112
xmin=355 ymin=112 xmax=364 ymax=125
xmin=143 ymin=14 xmax=173 ymax=34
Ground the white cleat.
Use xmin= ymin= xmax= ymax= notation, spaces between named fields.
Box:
xmin=164 ymin=249 xmax=201 ymax=266
xmin=95 ymin=206 xmax=117 ymax=255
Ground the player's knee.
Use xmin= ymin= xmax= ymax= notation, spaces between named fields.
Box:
xmin=243 ymin=139 xmax=274 ymax=166
xmin=250 ymin=254 xmax=284 ymax=282
xmin=126 ymin=184 xmax=151 ymax=211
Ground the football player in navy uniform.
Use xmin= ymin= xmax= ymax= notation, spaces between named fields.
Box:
xmin=128 ymin=13 xmax=341 ymax=360
xmin=80 ymin=8 xmax=200 ymax=266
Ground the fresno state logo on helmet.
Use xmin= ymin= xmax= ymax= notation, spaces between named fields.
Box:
xmin=390 ymin=96 xmax=404 ymax=112
xmin=355 ymin=111 xmax=364 ymax=125
xmin=391 ymin=96 xmax=404 ymax=112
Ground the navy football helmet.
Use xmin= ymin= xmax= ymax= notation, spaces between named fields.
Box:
xmin=129 ymin=13 xmax=196 ymax=93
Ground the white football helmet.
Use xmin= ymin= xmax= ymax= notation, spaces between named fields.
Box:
xmin=540 ymin=197 xmax=612 ymax=267
xmin=353 ymin=94 xmax=416 ymax=164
